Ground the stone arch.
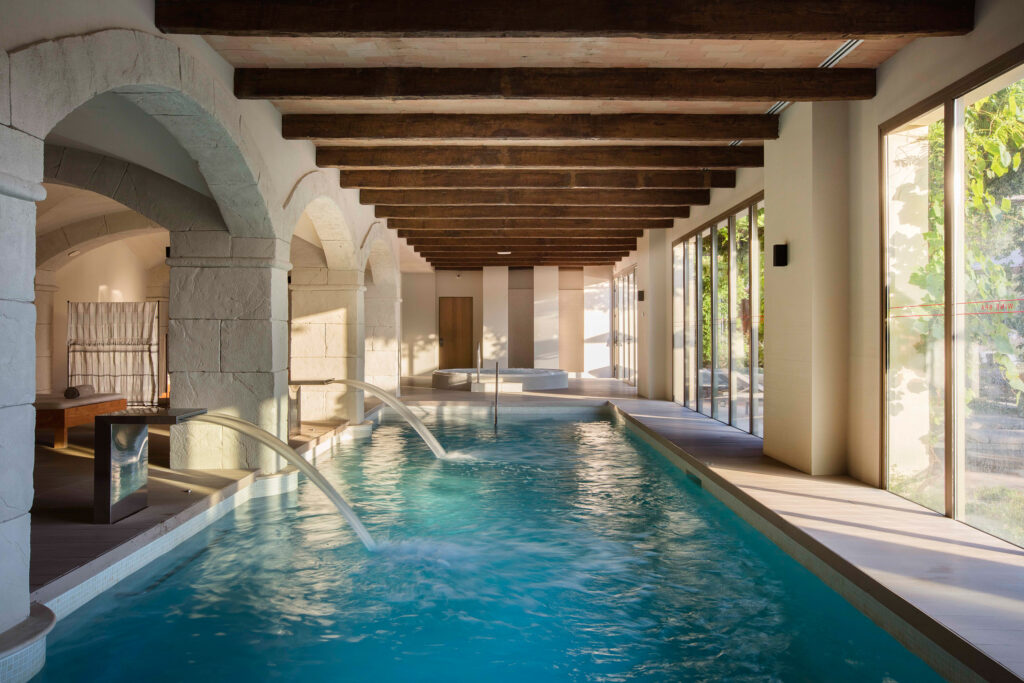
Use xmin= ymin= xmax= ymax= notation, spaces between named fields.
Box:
xmin=282 ymin=168 xmax=363 ymax=271
xmin=10 ymin=29 xmax=275 ymax=238
xmin=43 ymin=144 xmax=228 ymax=234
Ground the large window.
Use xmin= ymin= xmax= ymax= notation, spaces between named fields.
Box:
xmin=883 ymin=60 xmax=1024 ymax=546
xmin=672 ymin=195 xmax=766 ymax=436
xmin=614 ymin=268 xmax=638 ymax=386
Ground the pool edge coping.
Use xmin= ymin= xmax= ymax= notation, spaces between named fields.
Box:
xmin=612 ymin=403 xmax=1020 ymax=683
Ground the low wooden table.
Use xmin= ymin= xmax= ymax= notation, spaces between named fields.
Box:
xmin=35 ymin=394 xmax=128 ymax=448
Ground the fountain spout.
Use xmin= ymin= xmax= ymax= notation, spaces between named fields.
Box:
xmin=326 ymin=379 xmax=448 ymax=459
xmin=188 ymin=412 xmax=377 ymax=551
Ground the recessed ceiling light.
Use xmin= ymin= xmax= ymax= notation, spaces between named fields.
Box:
xmin=497 ymin=251 xmax=512 ymax=255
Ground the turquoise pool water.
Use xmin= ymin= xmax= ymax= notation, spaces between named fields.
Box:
xmin=35 ymin=411 xmax=941 ymax=682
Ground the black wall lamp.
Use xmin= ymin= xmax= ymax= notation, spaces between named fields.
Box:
xmin=773 ymin=243 xmax=789 ymax=267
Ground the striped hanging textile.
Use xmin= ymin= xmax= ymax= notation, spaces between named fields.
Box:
xmin=67 ymin=302 xmax=159 ymax=406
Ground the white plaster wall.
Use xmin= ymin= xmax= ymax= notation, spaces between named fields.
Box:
xmin=533 ymin=266 xmax=560 ymax=368
xmin=401 ymin=272 xmax=438 ymax=378
xmin=558 ymin=268 xmax=584 ymax=374
xmin=846 ymin=0 xmax=1024 ymax=484
xmin=482 ymin=266 xmax=510 ymax=367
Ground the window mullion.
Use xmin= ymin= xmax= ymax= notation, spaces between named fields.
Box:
xmin=944 ymin=98 xmax=967 ymax=519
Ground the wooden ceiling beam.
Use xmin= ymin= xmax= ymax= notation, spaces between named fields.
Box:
xmin=428 ymin=261 xmax=619 ymax=267
xmin=401 ymin=234 xmax=638 ymax=243
xmin=415 ymin=246 xmax=630 ymax=254
xmin=364 ymin=189 xmax=705 ymax=206
xmin=321 ymin=145 xmax=762 ymax=169
xmin=339 ymin=169 xmax=736 ymax=189
xmin=238 ymin=67 xmax=875 ymax=102
xmin=403 ymin=233 xmax=636 ymax=241
xmin=389 ymin=218 xmax=672 ymax=230
xmin=157 ymin=1 xmax=974 ymax=39
xmin=284 ymin=114 xmax=778 ymax=142
xmin=376 ymin=205 xmax=687 ymax=219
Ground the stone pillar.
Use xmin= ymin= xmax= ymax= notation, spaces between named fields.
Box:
xmin=0 ymin=119 xmax=46 ymax=675
xmin=533 ymin=266 xmax=560 ymax=369
xmin=364 ymin=286 xmax=401 ymax=395
xmin=763 ymin=101 xmax=850 ymax=475
xmin=34 ymin=271 xmax=57 ymax=394
xmin=167 ymin=233 xmax=290 ymax=473
xmin=290 ymin=267 xmax=365 ymax=423
xmin=482 ymin=266 xmax=509 ymax=368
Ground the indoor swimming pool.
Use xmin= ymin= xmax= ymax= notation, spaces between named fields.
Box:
xmin=34 ymin=409 xmax=940 ymax=681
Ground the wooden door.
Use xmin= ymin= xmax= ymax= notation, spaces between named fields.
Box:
xmin=438 ymin=297 xmax=473 ymax=369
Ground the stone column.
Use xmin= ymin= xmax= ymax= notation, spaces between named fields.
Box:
xmin=167 ymin=233 xmax=290 ymax=473
xmin=34 ymin=271 xmax=57 ymax=394
xmin=290 ymin=267 xmax=365 ymax=424
xmin=533 ymin=266 xmax=560 ymax=369
xmin=364 ymin=289 xmax=401 ymax=395
xmin=0 ymin=120 xmax=45 ymax=669
xmin=482 ymin=266 xmax=509 ymax=368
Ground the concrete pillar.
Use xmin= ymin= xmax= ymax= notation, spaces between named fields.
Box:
xmin=482 ymin=266 xmax=509 ymax=368
xmin=34 ymin=271 xmax=57 ymax=394
xmin=763 ymin=101 xmax=850 ymax=475
xmin=644 ymin=229 xmax=671 ymax=400
xmin=533 ymin=266 xmax=560 ymax=369
xmin=290 ymin=267 xmax=365 ymax=424
xmin=0 ymin=120 xmax=48 ymax=678
xmin=167 ymin=233 xmax=291 ymax=473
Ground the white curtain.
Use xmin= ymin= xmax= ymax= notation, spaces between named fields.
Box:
xmin=68 ymin=302 xmax=160 ymax=406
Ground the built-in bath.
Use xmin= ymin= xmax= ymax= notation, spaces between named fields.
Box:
xmin=431 ymin=368 xmax=569 ymax=393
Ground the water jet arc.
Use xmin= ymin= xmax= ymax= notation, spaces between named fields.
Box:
xmin=190 ymin=412 xmax=377 ymax=551
xmin=327 ymin=379 xmax=448 ymax=459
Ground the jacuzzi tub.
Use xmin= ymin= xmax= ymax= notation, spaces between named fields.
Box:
xmin=432 ymin=367 xmax=569 ymax=392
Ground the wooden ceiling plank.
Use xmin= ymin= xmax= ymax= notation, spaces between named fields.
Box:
xmin=321 ymin=145 xmax=762 ymax=169
xmin=157 ymin=0 xmax=974 ymax=39
xmin=376 ymin=205 xmax=688 ymax=219
xmin=388 ymin=217 xmax=673 ymax=229
xmin=363 ymin=188 xmax=705 ymax=206
xmin=284 ymin=113 xmax=778 ymax=141
xmin=339 ymin=169 xmax=736 ymax=189
xmin=238 ymin=67 xmax=875 ymax=102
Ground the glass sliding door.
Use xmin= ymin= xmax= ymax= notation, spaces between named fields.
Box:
xmin=883 ymin=58 xmax=1024 ymax=546
xmin=752 ymin=202 xmax=766 ymax=437
xmin=712 ymin=222 xmax=730 ymax=421
xmin=674 ymin=199 xmax=764 ymax=436
xmin=959 ymin=67 xmax=1024 ymax=546
xmin=614 ymin=268 xmax=638 ymax=387
xmin=699 ymin=230 xmax=713 ymax=415
xmin=684 ymin=237 xmax=698 ymax=410
xmin=731 ymin=208 xmax=752 ymax=430
xmin=884 ymin=106 xmax=947 ymax=514
xmin=672 ymin=242 xmax=686 ymax=404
